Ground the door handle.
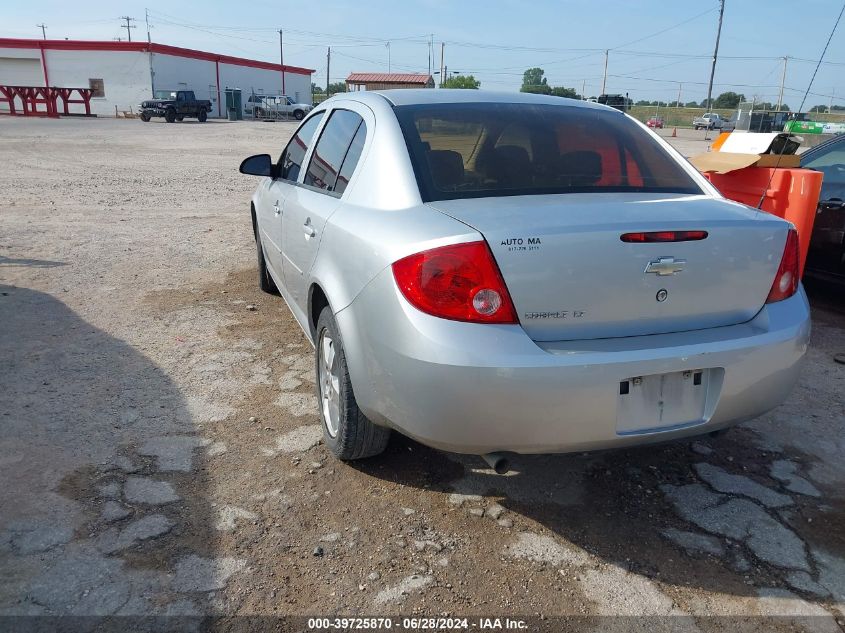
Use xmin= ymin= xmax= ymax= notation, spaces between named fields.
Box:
xmin=819 ymin=198 xmax=843 ymax=212
xmin=303 ymin=219 xmax=316 ymax=238
xmin=273 ymin=200 xmax=281 ymax=216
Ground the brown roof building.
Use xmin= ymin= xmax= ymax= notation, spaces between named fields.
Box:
xmin=345 ymin=73 xmax=434 ymax=91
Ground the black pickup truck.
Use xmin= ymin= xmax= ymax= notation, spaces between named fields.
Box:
xmin=140 ymin=90 xmax=212 ymax=123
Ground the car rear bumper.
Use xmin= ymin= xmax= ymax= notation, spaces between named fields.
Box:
xmin=336 ymin=268 xmax=810 ymax=455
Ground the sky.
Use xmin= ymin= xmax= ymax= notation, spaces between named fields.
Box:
xmin=4 ymin=0 xmax=845 ymax=108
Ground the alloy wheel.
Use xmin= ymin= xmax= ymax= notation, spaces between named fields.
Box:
xmin=318 ymin=330 xmax=341 ymax=438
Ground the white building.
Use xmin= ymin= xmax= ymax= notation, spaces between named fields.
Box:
xmin=0 ymin=38 xmax=314 ymax=118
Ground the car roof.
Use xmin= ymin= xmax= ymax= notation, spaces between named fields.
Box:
xmin=339 ymin=89 xmax=613 ymax=112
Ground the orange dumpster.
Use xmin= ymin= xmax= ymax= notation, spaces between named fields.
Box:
xmin=704 ymin=167 xmax=822 ymax=277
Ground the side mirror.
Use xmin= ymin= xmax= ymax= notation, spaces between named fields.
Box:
xmin=239 ymin=154 xmax=275 ymax=177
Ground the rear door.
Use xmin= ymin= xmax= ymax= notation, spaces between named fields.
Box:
xmin=802 ymin=138 xmax=845 ymax=280
xmin=176 ymin=91 xmax=189 ymax=116
xmin=282 ymin=106 xmax=369 ymax=309
xmin=257 ymin=112 xmax=324 ymax=281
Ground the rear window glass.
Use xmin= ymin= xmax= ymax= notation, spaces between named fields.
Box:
xmin=394 ymin=103 xmax=702 ymax=201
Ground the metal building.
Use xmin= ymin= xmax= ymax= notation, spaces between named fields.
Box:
xmin=0 ymin=38 xmax=314 ymax=118
xmin=345 ymin=73 xmax=434 ymax=91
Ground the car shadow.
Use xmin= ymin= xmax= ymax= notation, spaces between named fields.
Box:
xmin=0 ymin=284 xmax=219 ymax=620
xmin=353 ymin=403 xmax=842 ymax=602
xmin=805 ymin=278 xmax=845 ymax=314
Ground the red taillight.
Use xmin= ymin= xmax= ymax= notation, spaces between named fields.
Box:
xmin=621 ymin=230 xmax=708 ymax=243
xmin=392 ymin=241 xmax=518 ymax=324
xmin=766 ymin=228 xmax=800 ymax=304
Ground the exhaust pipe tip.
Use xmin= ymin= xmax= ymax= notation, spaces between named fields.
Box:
xmin=482 ymin=452 xmax=511 ymax=475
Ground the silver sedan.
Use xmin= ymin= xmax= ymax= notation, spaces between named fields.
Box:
xmin=240 ymin=90 xmax=810 ymax=469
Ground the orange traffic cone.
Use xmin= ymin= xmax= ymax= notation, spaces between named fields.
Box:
xmin=671 ymin=127 xmax=677 ymax=137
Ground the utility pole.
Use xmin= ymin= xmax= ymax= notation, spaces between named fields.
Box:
xmin=279 ymin=30 xmax=286 ymax=95
xmin=581 ymin=79 xmax=586 ymax=100
xmin=326 ymin=47 xmax=331 ymax=98
xmin=830 ymin=87 xmax=836 ymax=113
xmin=37 ymin=23 xmax=47 ymax=40
xmin=704 ymin=0 xmax=725 ymax=126
xmin=439 ymin=42 xmax=445 ymax=88
xmin=428 ymin=35 xmax=433 ymax=77
xmin=776 ymin=56 xmax=788 ymax=112
xmin=601 ymin=49 xmax=609 ymax=95
xmin=144 ymin=9 xmax=155 ymax=94
xmin=677 ymin=82 xmax=682 ymax=107
xmin=386 ymin=41 xmax=391 ymax=73
xmin=119 ymin=16 xmax=136 ymax=42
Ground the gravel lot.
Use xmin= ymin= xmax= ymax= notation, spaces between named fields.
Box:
xmin=1 ymin=116 xmax=844 ymax=630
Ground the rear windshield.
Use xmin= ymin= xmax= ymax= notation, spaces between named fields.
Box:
xmin=394 ymin=103 xmax=702 ymax=202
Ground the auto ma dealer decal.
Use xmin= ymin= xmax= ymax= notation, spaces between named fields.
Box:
xmin=501 ymin=237 xmax=542 ymax=252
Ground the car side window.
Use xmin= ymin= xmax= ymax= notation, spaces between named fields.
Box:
xmin=805 ymin=142 xmax=845 ymax=203
xmin=304 ymin=109 xmax=365 ymax=194
xmin=804 ymin=143 xmax=845 ymax=185
xmin=278 ymin=112 xmax=325 ymax=182
xmin=334 ymin=122 xmax=366 ymax=196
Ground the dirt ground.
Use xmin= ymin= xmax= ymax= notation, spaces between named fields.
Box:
xmin=1 ymin=116 xmax=844 ymax=631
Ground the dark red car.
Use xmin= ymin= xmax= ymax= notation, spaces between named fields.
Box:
xmin=646 ymin=115 xmax=664 ymax=129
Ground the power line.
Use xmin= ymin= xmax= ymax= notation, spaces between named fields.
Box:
xmin=611 ymin=7 xmax=718 ymax=50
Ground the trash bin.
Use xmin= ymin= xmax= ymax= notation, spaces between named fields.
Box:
xmin=227 ymin=107 xmax=237 ymax=122
xmin=703 ymin=167 xmax=823 ymax=277
xmin=690 ymin=133 xmax=823 ymax=278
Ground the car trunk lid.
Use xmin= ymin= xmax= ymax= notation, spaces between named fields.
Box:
xmin=427 ymin=193 xmax=788 ymax=341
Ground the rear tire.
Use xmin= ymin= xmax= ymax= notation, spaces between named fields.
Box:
xmin=165 ymin=108 xmax=176 ymax=123
xmin=293 ymin=109 xmax=305 ymax=120
xmin=255 ymin=232 xmax=278 ymax=295
xmin=316 ymin=307 xmax=390 ymax=460
xmin=198 ymin=109 xmax=207 ymax=122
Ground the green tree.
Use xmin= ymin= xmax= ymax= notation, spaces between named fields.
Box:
xmin=523 ymin=84 xmax=552 ymax=95
xmin=442 ymin=74 xmax=481 ymax=89
xmin=684 ymin=101 xmax=699 ymax=108
xmin=311 ymin=82 xmax=319 ymax=94
xmin=711 ymin=91 xmax=745 ymax=109
xmin=327 ymin=81 xmax=347 ymax=94
xmin=551 ymin=86 xmax=579 ymax=99
xmin=521 ymin=67 xmax=550 ymax=94
xmin=810 ymin=104 xmax=828 ymax=113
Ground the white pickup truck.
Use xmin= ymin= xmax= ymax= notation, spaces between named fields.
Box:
xmin=248 ymin=95 xmax=313 ymax=120
xmin=692 ymin=113 xmax=725 ymax=130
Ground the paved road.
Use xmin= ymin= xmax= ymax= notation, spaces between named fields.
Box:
xmin=1 ymin=117 xmax=843 ymax=630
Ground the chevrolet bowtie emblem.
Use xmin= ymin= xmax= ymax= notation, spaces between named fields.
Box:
xmin=645 ymin=256 xmax=686 ymax=276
